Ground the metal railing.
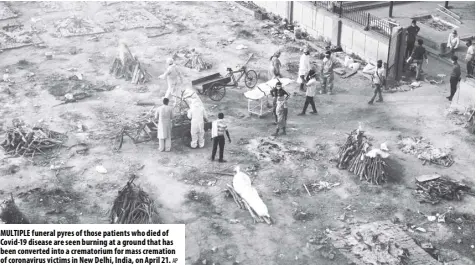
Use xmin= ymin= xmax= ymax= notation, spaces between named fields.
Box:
xmin=313 ymin=1 xmax=395 ymax=38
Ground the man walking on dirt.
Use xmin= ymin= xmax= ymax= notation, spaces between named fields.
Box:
xmin=320 ymin=51 xmax=336 ymax=95
xmin=298 ymin=69 xmax=318 ymax=115
xmin=368 ymin=60 xmax=386 ymax=105
xmin=211 ymin=113 xmax=231 ymax=163
xmin=155 ymin=98 xmax=174 ymax=152
xmin=406 ymin=39 xmax=428 ymax=81
xmin=405 ymin=20 xmax=420 ymax=59
xmin=447 ymin=55 xmax=461 ymax=102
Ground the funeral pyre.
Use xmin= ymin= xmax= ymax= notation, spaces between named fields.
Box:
xmin=398 ymin=136 xmax=454 ymax=167
xmin=110 ymin=175 xmax=159 ymax=224
xmin=337 ymin=129 xmax=389 ymax=185
xmin=110 ymin=42 xmax=152 ymax=85
xmin=414 ymin=174 xmax=474 ymax=205
xmin=1 ymin=120 xmax=67 ymax=157
xmin=0 ymin=195 xmax=30 ymax=224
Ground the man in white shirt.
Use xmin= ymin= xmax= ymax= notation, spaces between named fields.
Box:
xmin=187 ymin=102 xmax=208 ymax=149
xmin=297 ymin=48 xmax=311 ymax=92
xmin=465 ymin=40 xmax=475 ymax=78
xmin=368 ymin=60 xmax=386 ymax=105
xmin=298 ymin=70 xmax=318 ymax=115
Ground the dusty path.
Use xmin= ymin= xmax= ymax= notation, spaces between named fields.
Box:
xmin=0 ymin=2 xmax=474 ymax=265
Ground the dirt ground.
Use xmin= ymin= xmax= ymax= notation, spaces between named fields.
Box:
xmin=0 ymin=2 xmax=474 ymax=265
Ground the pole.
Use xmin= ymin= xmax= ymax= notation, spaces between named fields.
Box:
xmin=339 ymin=2 xmax=343 ymax=18
xmin=444 ymin=1 xmax=449 ymax=8
xmin=389 ymin=1 xmax=394 ymax=18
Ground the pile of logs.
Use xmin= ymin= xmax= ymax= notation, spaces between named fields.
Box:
xmin=415 ymin=175 xmax=473 ymax=204
xmin=110 ymin=175 xmax=159 ymax=224
xmin=0 ymin=194 xmax=30 ymax=224
xmin=110 ymin=42 xmax=152 ymax=84
xmin=184 ymin=52 xmax=212 ymax=71
xmin=337 ymin=129 xmax=388 ymax=185
xmin=1 ymin=120 xmax=67 ymax=157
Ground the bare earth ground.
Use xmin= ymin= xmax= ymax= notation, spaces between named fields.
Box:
xmin=0 ymin=2 xmax=474 ymax=265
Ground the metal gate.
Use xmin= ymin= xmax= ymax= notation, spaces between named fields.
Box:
xmin=386 ymin=27 xmax=404 ymax=81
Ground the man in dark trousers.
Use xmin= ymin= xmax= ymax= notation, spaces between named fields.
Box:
xmin=407 ymin=39 xmax=429 ymax=80
xmin=447 ymin=55 xmax=461 ymax=101
xmin=368 ymin=60 xmax=386 ymax=105
xmin=298 ymin=69 xmax=318 ymax=115
xmin=211 ymin=113 xmax=231 ymax=163
xmin=405 ymin=20 xmax=420 ymax=59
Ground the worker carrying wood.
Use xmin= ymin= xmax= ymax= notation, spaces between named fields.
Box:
xmin=187 ymin=101 xmax=208 ymax=149
xmin=155 ymin=97 xmax=174 ymax=152
xmin=297 ymin=48 xmax=311 ymax=92
xmin=159 ymin=58 xmax=183 ymax=106
xmin=268 ymin=51 xmax=282 ymax=80
xmin=320 ymin=51 xmax=336 ymax=95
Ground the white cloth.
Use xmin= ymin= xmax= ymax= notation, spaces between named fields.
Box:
xmin=306 ymin=78 xmax=317 ymax=97
xmin=155 ymin=105 xmax=174 ymax=139
xmin=373 ymin=68 xmax=386 ymax=85
xmin=211 ymin=120 xmax=218 ymax=138
xmin=466 ymin=45 xmax=475 ymax=61
xmin=297 ymin=54 xmax=311 ymax=79
xmin=447 ymin=34 xmax=460 ymax=49
xmin=187 ymin=104 xmax=207 ymax=148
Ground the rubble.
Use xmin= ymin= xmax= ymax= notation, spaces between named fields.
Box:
xmin=1 ymin=119 xmax=67 ymax=157
xmin=0 ymin=23 xmax=42 ymax=51
xmin=0 ymin=2 xmax=17 ymax=20
xmin=398 ymin=136 xmax=454 ymax=167
xmin=110 ymin=175 xmax=159 ymax=224
xmin=414 ymin=175 xmax=473 ymax=204
xmin=110 ymin=42 xmax=152 ymax=84
xmin=337 ymin=129 xmax=389 ymax=185
xmin=103 ymin=8 xmax=164 ymax=31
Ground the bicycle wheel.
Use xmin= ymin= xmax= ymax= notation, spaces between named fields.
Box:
xmin=208 ymin=82 xmax=226 ymax=101
xmin=244 ymin=70 xmax=258 ymax=88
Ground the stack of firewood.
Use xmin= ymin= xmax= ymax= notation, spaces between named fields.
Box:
xmin=184 ymin=53 xmax=212 ymax=71
xmin=110 ymin=42 xmax=152 ymax=84
xmin=1 ymin=120 xmax=67 ymax=157
xmin=415 ymin=176 xmax=473 ymax=204
xmin=110 ymin=175 xmax=159 ymax=224
xmin=337 ymin=129 xmax=388 ymax=185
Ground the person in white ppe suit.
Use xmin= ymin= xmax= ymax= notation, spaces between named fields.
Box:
xmin=187 ymin=101 xmax=208 ymax=149
xmin=297 ymin=48 xmax=311 ymax=92
xmin=159 ymin=58 xmax=183 ymax=106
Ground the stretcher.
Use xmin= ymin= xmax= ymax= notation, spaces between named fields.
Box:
xmin=243 ymin=78 xmax=293 ymax=117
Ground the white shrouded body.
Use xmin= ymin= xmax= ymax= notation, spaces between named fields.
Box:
xmin=232 ymin=166 xmax=270 ymax=218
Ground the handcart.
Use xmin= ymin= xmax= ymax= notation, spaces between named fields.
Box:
xmin=244 ymin=78 xmax=294 ymax=117
xmin=192 ymin=53 xmax=258 ymax=101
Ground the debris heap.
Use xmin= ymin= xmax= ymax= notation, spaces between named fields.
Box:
xmin=415 ymin=174 xmax=473 ymax=204
xmin=110 ymin=175 xmax=159 ymax=224
xmin=1 ymin=120 xmax=67 ymax=157
xmin=110 ymin=42 xmax=152 ymax=84
xmin=398 ymin=136 xmax=454 ymax=167
xmin=337 ymin=129 xmax=388 ymax=185
xmin=0 ymin=195 xmax=30 ymax=224
xmin=184 ymin=50 xmax=212 ymax=71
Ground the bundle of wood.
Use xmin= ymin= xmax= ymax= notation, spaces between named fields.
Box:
xmin=226 ymin=166 xmax=272 ymax=224
xmin=398 ymin=136 xmax=454 ymax=167
xmin=110 ymin=42 xmax=152 ymax=84
xmin=184 ymin=53 xmax=212 ymax=71
xmin=110 ymin=175 xmax=159 ymax=224
xmin=1 ymin=120 xmax=67 ymax=157
xmin=414 ymin=175 xmax=473 ymax=204
xmin=465 ymin=110 xmax=475 ymax=134
xmin=0 ymin=194 xmax=30 ymax=224
xmin=337 ymin=130 xmax=388 ymax=185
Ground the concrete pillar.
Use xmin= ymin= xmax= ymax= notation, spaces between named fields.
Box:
xmin=332 ymin=19 xmax=341 ymax=46
xmin=389 ymin=1 xmax=394 ymax=18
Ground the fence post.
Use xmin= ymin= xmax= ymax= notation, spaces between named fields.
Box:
xmin=339 ymin=2 xmax=343 ymax=18
xmin=366 ymin=13 xmax=370 ymax=29
xmin=389 ymin=1 xmax=394 ymax=18
xmin=444 ymin=1 xmax=449 ymax=8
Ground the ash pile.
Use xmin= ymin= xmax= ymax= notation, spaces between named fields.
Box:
xmin=414 ymin=174 xmax=474 ymax=204
xmin=398 ymin=136 xmax=454 ymax=167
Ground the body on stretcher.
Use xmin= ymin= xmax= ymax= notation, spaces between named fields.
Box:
xmin=244 ymin=78 xmax=293 ymax=117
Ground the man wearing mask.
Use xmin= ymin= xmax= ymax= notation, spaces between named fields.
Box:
xmin=159 ymin=58 xmax=183 ymax=106
xmin=368 ymin=60 xmax=386 ymax=105
xmin=188 ymin=101 xmax=208 ymax=149
xmin=447 ymin=55 xmax=461 ymax=102
xmin=405 ymin=20 xmax=420 ymax=59
xmin=297 ymin=48 xmax=311 ymax=92
xmin=320 ymin=51 xmax=336 ymax=95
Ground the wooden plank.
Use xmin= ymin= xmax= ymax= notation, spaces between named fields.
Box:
xmin=437 ymin=4 xmax=461 ymax=19
xmin=191 ymin=73 xmax=221 ymax=85
xmin=415 ymin=174 xmax=441 ymax=183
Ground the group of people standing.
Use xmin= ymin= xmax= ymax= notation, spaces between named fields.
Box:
xmin=154 ymin=57 xmax=231 ymax=163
